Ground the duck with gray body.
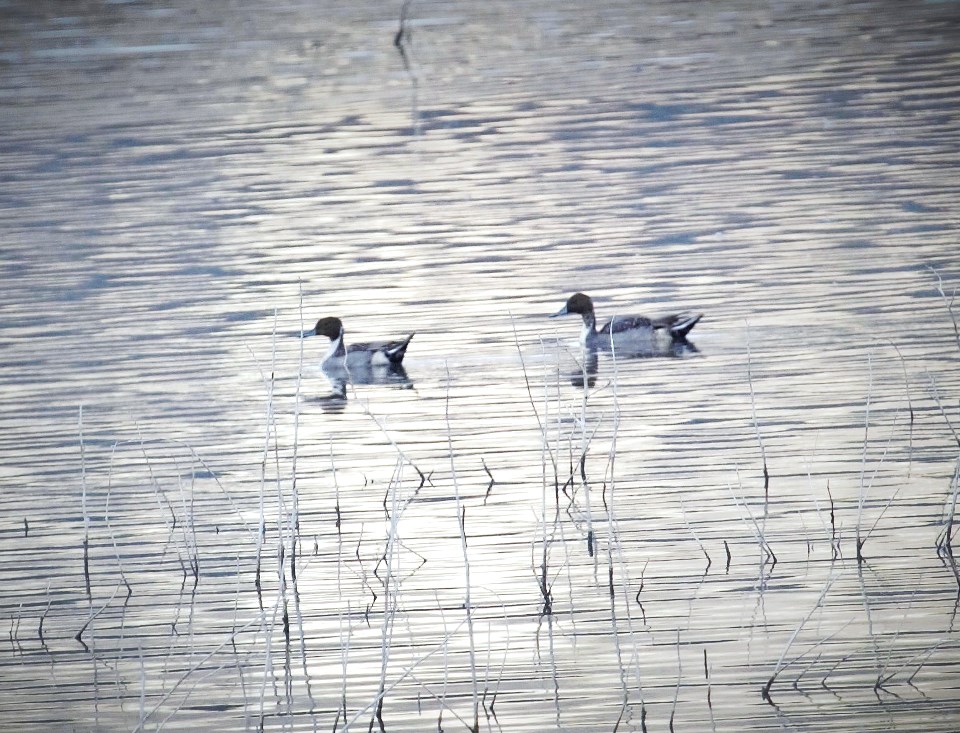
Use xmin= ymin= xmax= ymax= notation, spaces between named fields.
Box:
xmin=550 ymin=292 xmax=701 ymax=352
xmin=307 ymin=316 xmax=414 ymax=369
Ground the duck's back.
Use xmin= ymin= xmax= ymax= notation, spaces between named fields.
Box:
xmin=346 ymin=333 xmax=414 ymax=366
xmin=597 ymin=312 xmax=700 ymax=341
xmin=599 ymin=315 xmax=656 ymax=335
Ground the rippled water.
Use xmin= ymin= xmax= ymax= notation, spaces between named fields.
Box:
xmin=2 ymin=1 xmax=960 ymax=731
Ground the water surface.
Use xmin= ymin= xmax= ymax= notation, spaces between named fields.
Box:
xmin=1 ymin=1 xmax=959 ymax=731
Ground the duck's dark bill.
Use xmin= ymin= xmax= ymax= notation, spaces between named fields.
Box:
xmin=549 ymin=305 xmax=568 ymax=318
xmin=299 ymin=329 xmax=314 ymax=338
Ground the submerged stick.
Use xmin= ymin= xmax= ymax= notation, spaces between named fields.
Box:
xmin=681 ymin=499 xmax=712 ymax=573
xmin=38 ymin=582 xmax=51 ymax=644
xmin=394 ymin=0 xmax=414 ymax=76
xmin=704 ymin=648 xmax=712 ymax=709
xmin=826 ymin=481 xmax=839 ymax=560
xmin=481 ymin=457 xmax=496 ymax=504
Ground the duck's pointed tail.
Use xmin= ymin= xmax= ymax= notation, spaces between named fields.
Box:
xmin=385 ymin=333 xmax=415 ymax=364
xmin=668 ymin=313 xmax=702 ymax=341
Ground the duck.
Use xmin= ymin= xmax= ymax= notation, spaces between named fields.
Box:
xmin=306 ymin=316 xmax=414 ymax=369
xmin=550 ymin=292 xmax=701 ymax=350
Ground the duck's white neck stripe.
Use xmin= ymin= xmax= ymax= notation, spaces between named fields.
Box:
xmin=579 ymin=321 xmax=592 ymax=345
xmin=322 ymin=331 xmax=345 ymax=364
xmin=579 ymin=313 xmax=597 ymax=345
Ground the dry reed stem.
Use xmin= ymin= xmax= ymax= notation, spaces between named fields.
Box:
xmin=669 ymin=629 xmax=681 ymax=733
xmin=365 ymin=457 xmax=406 ymax=730
xmin=511 ymin=313 xmax=559 ymax=490
xmin=681 ymin=499 xmax=712 ymax=573
xmin=603 ymin=339 xmax=646 ymax=723
xmin=875 ymin=578 xmax=926 ymax=687
xmin=892 ymin=638 xmax=949 ymax=686
xmin=579 ymin=337 xmax=595 ymax=559
xmin=526 ymin=336 xmax=553 ymax=613
xmin=353 ymin=393 xmax=427 ymax=494
xmin=802 ymin=433 xmax=839 ymax=548
xmin=74 ymin=582 xmax=123 ymax=647
xmin=290 ymin=285 xmax=305 ymax=573
xmin=940 ymin=458 xmax=960 ymax=553
xmin=853 ymin=352 xmax=909 ymax=557
xmin=133 ymin=616 xmax=265 ymax=731
xmin=79 ymin=406 xmax=91 ymax=600
xmin=444 ymin=363 xmax=480 ymax=732
xmin=745 ymin=323 xmax=770 ymax=504
xmin=246 ymin=337 xmax=273 ymax=594
xmin=860 ymin=411 xmax=907 ymax=546
xmin=880 ymin=338 xmax=915 ymax=480
xmin=102 ymin=442 xmax=134 ymax=596
xmin=339 ymin=617 xmax=469 ymax=731
xmin=855 ymin=353 xmax=873 ymax=562
xmin=762 ymin=571 xmax=840 ymax=701
xmin=928 ymin=265 xmax=960 ymax=352
xmin=928 ymin=270 xmax=960 ymax=552
xmin=173 ymin=460 xmax=200 ymax=584
xmin=727 ymin=473 xmax=776 ymax=565
xmin=334 ymin=604 xmax=353 ymax=730
xmin=779 ymin=616 xmax=855 ymax=692
xmin=38 ymin=582 xmax=51 ymax=645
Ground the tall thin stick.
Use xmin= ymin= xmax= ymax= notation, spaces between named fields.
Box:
xmin=745 ymin=323 xmax=770 ymax=506
xmin=445 ymin=363 xmax=480 ymax=732
xmin=79 ymin=405 xmax=91 ymax=600
xmin=855 ymin=353 xmax=873 ymax=562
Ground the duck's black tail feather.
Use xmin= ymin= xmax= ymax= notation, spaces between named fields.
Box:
xmin=669 ymin=314 xmax=702 ymax=341
xmin=385 ymin=333 xmax=415 ymax=363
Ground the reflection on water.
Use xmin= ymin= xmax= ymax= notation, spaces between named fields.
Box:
xmin=2 ymin=0 xmax=960 ymax=731
xmin=319 ymin=363 xmax=414 ymax=404
xmin=561 ymin=339 xmax=700 ymax=389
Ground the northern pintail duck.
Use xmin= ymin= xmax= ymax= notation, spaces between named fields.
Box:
xmin=307 ymin=317 xmax=414 ymax=368
xmin=550 ymin=292 xmax=701 ymax=349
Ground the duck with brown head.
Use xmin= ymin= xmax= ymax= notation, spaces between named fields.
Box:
xmin=550 ymin=292 xmax=701 ymax=353
xmin=306 ymin=316 xmax=414 ymax=369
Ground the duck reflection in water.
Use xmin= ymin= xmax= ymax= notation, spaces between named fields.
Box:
xmin=550 ymin=292 xmax=701 ymax=384
xmin=302 ymin=316 xmax=415 ymax=400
